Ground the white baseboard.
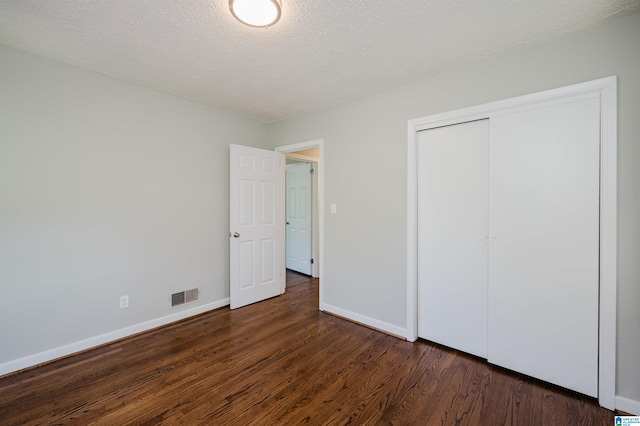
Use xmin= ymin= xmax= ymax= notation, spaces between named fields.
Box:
xmin=321 ymin=303 xmax=407 ymax=338
xmin=0 ymin=298 xmax=229 ymax=377
xmin=616 ymin=396 xmax=640 ymax=415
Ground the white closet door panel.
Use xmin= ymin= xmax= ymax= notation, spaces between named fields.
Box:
xmin=418 ymin=119 xmax=489 ymax=358
xmin=488 ymin=97 xmax=600 ymax=397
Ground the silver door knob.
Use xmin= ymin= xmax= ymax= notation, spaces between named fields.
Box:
xmin=232 ymin=232 xmax=240 ymax=238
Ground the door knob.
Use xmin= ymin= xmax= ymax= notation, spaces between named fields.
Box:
xmin=231 ymin=232 xmax=240 ymax=238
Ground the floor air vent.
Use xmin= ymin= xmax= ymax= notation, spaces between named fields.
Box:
xmin=171 ymin=288 xmax=199 ymax=307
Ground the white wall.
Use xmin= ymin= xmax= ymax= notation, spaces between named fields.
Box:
xmin=0 ymin=44 xmax=270 ymax=371
xmin=269 ymin=12 xmax=640 ymax=408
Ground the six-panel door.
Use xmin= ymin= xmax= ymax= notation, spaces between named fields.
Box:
xmin=286 ymin=162 xmax=313 ymax=275
xmin=229 ymin=144 xmax=285 ymax=309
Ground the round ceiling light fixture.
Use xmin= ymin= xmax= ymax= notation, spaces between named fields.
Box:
xmin=229 ymin=0 xmax=281 ymax=28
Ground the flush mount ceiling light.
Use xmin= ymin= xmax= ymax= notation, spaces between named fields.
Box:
xmin=229 ymin=0 xmax=281 ymax=28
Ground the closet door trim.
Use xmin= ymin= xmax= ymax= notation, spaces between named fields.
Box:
xmin=406 ymin=76 xmax=617 ymax=410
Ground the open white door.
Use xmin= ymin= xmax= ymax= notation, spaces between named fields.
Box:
xmin=286 ymin=162 xmax=313 ymax=275
xmin=229 ymin=144 xmax=285 ymax=309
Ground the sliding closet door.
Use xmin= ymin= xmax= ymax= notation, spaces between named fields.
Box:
xmin=417 ymin=119 xmax=489 ymax=358
xmin=488 ymin=96 xmax=600 ymax=397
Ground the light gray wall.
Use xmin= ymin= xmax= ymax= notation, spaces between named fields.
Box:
xmin=269 ymin=13 xmax=640 ymax=403
xmin=0 ymin=44 xmax=270 ymax=365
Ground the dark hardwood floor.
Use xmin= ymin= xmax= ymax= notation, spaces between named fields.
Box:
xmin=0 ymin=271 xmax=616 ymax=425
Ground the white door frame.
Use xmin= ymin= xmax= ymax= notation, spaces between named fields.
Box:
xmin=276 ymin=139 xmax=325 ymax=311
xmin=406 ymin=77 xmax=617 ymax=409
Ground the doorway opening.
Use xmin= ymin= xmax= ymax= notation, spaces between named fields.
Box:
xmin=285 ymin=152 xmax=318 ymax=278
xmin=276 ymin=139 xmax=324 ymax=311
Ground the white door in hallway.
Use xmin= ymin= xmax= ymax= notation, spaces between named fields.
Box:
xmin=229 ymin=144 xmax=285 ymax=309
xmin=286 ymin=162 xmax=313 ymax=275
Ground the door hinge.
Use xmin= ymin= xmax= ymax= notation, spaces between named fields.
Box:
xmin=310 ymin=167 xmax=315 ymax=174
xmin=310 ymin=259 xmax=314 ymax=264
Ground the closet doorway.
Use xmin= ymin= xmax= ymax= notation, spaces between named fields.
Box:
xmin=406 ymin=77 xmax=617 ymax=409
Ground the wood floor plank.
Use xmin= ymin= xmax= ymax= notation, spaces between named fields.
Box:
xmin=0 ymin=271 xmax=618 ymax=425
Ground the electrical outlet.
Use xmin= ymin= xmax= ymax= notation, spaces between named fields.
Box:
xmin=120 ymin=295 xmax=129 ymax=309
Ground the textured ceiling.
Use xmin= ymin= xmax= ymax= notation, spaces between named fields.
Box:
xmin=1 ymin=0 xmax=639 ymax=122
